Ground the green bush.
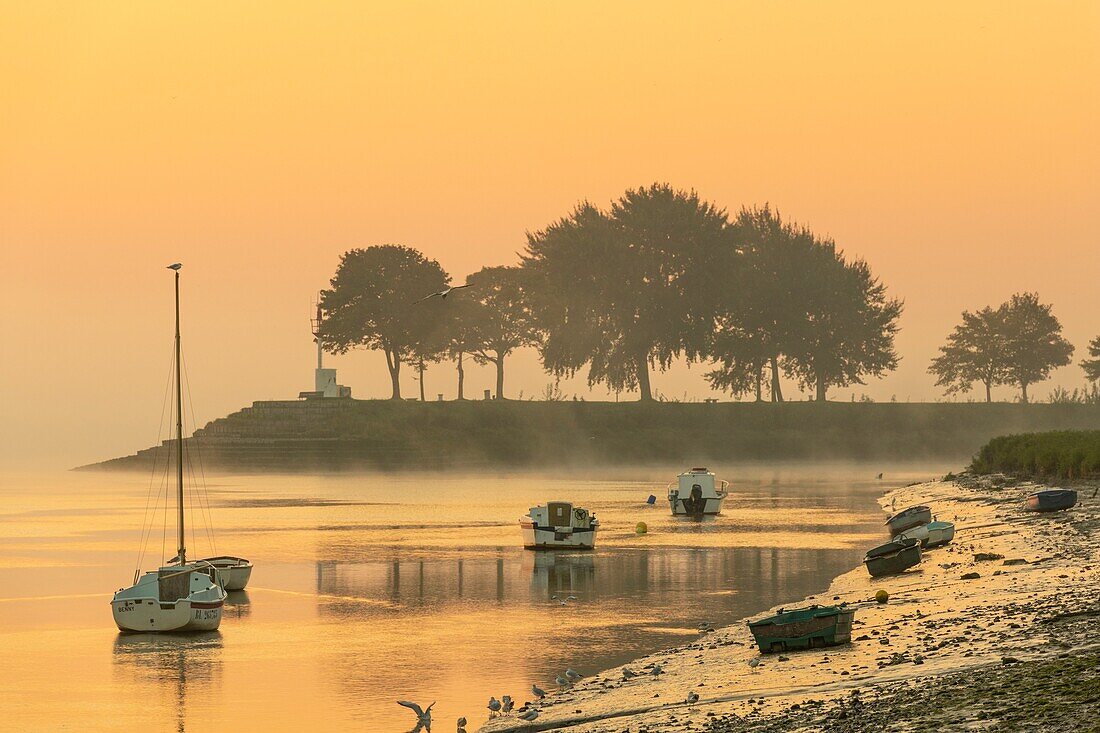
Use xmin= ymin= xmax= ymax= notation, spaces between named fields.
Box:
xmin=971 ymin=430 xmax=1100 ymax=479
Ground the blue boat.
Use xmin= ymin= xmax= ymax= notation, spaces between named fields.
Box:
xmin=1026 ymin=489 xmax=1077 ymax=512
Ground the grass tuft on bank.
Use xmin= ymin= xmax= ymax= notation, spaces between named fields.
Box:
xmin=971 ymin=430 xmax=1100 ymax=479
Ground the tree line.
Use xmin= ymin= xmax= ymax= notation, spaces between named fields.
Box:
xmin=317 ymin=183 xmax=1097 ymax=402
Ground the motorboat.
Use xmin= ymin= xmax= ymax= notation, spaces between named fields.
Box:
xmin=112 ymin=563 xmax=226 ymax=632
xmin=196 ymin=556 xmax=253 ymax=591
xmin=1026 ymin=489 xmax=1077 ymax=512
xmin=519 ymin=501 xmax=599 ymax=549
xmin=667 ymin=467 xmax=728 ymax=516
xmin=748 ymin=604 xmax=856 ymax=653
xmin=894 ymin=519 xmax=955 ymax=548
xmin=884 ymin=505 xmax=931 ymax=535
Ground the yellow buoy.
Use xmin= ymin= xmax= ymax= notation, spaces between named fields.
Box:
xmin=875 ymin=590 xmax=889 ymax=604
xmin=635 ymin=521 xmax=648 ymax=535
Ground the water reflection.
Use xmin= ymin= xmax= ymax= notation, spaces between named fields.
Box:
xmin=112 ymin=632 xmax=223 ymax=733
xmin=224 ymin=590 xmax=251 ymax=619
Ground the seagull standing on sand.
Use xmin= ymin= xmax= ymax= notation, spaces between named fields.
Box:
xmin=487 ymin=697 xmax=502 ymax=716
xmin=397 ymin=701 xmax=435 ymax=731
xmin=555 ymin=674 xmax=570 ymax=688
xmin=501 ymin=695 xmax=514 ymax=713
xmin=565 ymin=669 xmax=582 ymax=682
xmin=531 ymin=684 xmax=546 ymax=699
xmin=457 ymin=716 xmax=467 ymax=731
xmin=686 ymin=691 xmax=700 ymax=705
xmin=519 ymin=709 xmax=539 ymax=722
xmin=748 ymin=657 xmax=761 ymax=672
xmin=622 ymin=667 xmax=638 ymax=679
xmin=415 ymin=284 xmax=471 ymax=303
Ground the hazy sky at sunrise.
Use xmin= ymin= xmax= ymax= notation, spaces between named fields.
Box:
xmin=1 ymin=1 xmax=1098 ymax=468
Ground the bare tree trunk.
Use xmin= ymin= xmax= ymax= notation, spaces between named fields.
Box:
xmin=984 ymin=381 xmax=992 ymax=403
xmin=1021 ymin=382 xmax=1029 ymax=404
xmin=495 ymin=352 xmax=505 ymax=400
xmin=385 ymin=350 xmax=402 ymax=400
xmin=456 ymin=351 xmax=465 ymax=400
xmin=636 ymin=354 xmax=653 ymax=402
xmin=816 ymin=373 xmax=828 ymax=402
xmin=418 ymin=357 xmax=426 ymax=401
xmin=754 ymin=364 xmax=763 ymax=402
xmin=769 ymin=356 xmax=784 ymax=403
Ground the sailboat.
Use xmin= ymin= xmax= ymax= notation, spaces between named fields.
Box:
xmin=111 ymin=263 xmax=246 ymax=632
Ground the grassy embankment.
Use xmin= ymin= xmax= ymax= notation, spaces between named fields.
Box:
xmin=971 ymin=430 xmax=1100 ymax=480
xmin=83 ymin=400 xmax=1100 ymax=471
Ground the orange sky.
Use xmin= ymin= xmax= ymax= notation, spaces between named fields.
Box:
xmin=1 ymin=1 xmax=1098 ymax=468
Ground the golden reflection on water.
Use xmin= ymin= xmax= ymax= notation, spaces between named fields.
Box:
xmin=0 ymin=465 xmax=944 ymax=731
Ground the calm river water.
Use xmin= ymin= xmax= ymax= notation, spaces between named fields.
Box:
xmin=0 ymin=464 xmax=945 ymax=731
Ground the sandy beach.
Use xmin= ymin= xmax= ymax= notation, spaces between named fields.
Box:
xmin=481 ymin=474 xmax=1100 ymax=732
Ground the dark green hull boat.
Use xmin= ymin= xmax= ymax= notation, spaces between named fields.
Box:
xmin=748 ymin=604 xmax=856 ymax=653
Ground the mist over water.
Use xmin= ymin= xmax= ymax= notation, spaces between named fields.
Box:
xmin=0 ymin=464 xmax=947 ymax=731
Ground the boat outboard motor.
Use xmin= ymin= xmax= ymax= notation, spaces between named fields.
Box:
xmin=687 ymin=484 xmax=704 ymax=514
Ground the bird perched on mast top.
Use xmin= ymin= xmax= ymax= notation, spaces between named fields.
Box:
xmin=167 ymin=263 xmax=182 ymax=270
xmin=415 ymin=283 xmax=470 ymax=303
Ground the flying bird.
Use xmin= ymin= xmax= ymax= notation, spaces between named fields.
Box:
xmin=397 ymin=700 xmax=435 ymax=731
xmin=415 ymin=284 xmax=471 ymax=303
xmin=531 ymin=684 xmax=546 ymax=699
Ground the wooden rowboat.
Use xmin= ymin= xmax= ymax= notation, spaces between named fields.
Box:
xmin=1026 ymin=489 xmax=1077 ymax=512
xmin=748 ymin=604 xmax=856 ymax=653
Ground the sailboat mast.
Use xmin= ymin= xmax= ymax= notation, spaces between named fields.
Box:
xmin=174 ymin=266 xmax=186 ymax=566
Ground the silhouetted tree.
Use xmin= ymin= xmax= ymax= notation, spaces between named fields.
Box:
xmin=463 ymin=266 xmax=538 ymax=399
xmin=928 ymin=306 xmax=1009 ymax=402
xmin=930 ymin=293 xmax=1073 ymax=402
xmin=999 ymin=292 xmax=1073 ymax=402
xmin=318 ymin=245 xmax=449 ymax=400
xmin=525 ymin=184 xmax=728 ymax=401
xmin=786 ymin=251 xmax=903 ymax=401
xmin=1083 ymin=336 xmax=1100 ymax=384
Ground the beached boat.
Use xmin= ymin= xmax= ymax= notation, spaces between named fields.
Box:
xmin=748 ymin=605 xmax=856 ymax=653
xmin=894 ymin=519 xmax=955 ymax=548
xmin=864 ymin=537 xmax=922 ymax=577
xmin=519 ymin=502 xmax=599 ymax=549
xmin=110 ymin=264 xmax=247 ymax=631
xmin=1026 ymin=489 xmax=1078 ymax=512
xmin=884 ymin=505 xmax=931 ymax=535
xmin=667 ymin=467 xmax=728 ymax=516
xmin=196 ymin=556 xmax=253 ymax=590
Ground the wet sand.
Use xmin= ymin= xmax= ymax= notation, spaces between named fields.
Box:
xmin=481 ymin=475 xmax=1100 ymax=732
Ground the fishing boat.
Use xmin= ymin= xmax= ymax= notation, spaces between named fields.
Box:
xmin=894 ymin=519 xmax=955 ymax=548
xmin=1026 ymin=489 xmax=1078 ymax=512
xmin=111 ymin=263 xmax=248 ymax=632
xmin=195 ymin=556 xmax=253 ymax=591
xmin=884 ymin=505 xmax=931 ymax=535
xmin=748 ymin=605 xmax=856 ymax=653
xmin=864 ymin=537 xmax=922 ymax=577
xmin=667 ymin=467 xmax=728 ymax=516
xmin=519 ymin=501 xmax=599 ymax=549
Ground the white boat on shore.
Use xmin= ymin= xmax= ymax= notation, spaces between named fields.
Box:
xmin=667 ymin=467 xmax=728 ymax=516
xmin=894 ymin=519 xmax=955 ymax=548
xmin=519 ymin=501 xmax=599 ymax=549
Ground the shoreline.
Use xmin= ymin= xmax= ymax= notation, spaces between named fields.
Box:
xmin=480 ymin=474 xmax=1100 ymax=732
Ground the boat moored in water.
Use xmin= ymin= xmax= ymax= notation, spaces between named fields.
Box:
xmin=520 ymin=502 xmax=599 ymax=549
xmin=894 ymin=519 xmax=955 ymax=548
xmin=864 ymin=537 xmax=922 ymax=577
xmin=1026 ymin=489 xmax=1077 ymax=512
xmin=667 ymin=467 xmax=728 ymax=516
xmin=748 ymin=604 xmax=856 ymax=653
xmin=112 ymin=563 xmax=226 ymax=632
xmin=197 ymin=556 xmax=253 ymax=590
xmin=884 ymin=505 xmax=931 ymax=535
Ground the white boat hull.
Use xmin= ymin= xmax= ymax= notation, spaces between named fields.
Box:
xmin=198 ymin=557 xmax=253 ymax=590
xmin=520 ymin=520 xmax=597 ymax=550
xmin=669 ymin=496 xmax=725 ymax=516
xmin=112 ymin=567 xmax=227 ymax=633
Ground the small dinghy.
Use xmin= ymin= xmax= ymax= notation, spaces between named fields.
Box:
xmin=196 ymin=556 xmax=253 ymax=591
xmin=864 ymin=537 xmax=922 ymax=577
xmin=894 ymin=519 xmax=955 ymax=548
xmin=747 ymin=604 xmax=856 ymax=653
xmin=667 ymin=467 xmax=728 ymax=516
xmin=1026 ymin=489 xmax=1077 ymax=512
xmin=520 ymin=501 xmax=599 ymax=549
xmin=884 ymin=505 xmax=932 ymax=535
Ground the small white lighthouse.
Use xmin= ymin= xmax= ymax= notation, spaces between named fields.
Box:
xmin=305 ymin=297 xmax=351 ymax=399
